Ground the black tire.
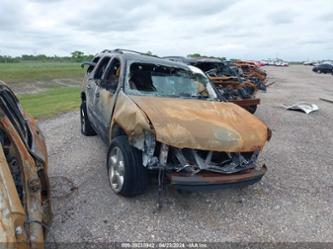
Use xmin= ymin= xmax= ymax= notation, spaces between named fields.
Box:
xmin=80 ymin=102 xmax=96 ymax=136
xmin=247 ymin=105 xmax=257 ymax=114
xmin=107 ymin=136 xmax=148 ymax=197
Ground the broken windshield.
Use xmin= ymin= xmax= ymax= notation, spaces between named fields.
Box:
xmin=125 ymin=62 xmax=215 ymax=99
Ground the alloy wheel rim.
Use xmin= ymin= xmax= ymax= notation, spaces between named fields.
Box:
xmin=109 ymin=146 xmax=125 ymax=192
xmin=81 ymin=108 xmax=86 ymax=133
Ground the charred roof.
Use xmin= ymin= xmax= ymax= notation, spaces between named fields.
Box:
xmin=96 ymin=49 xmax=189 ymax=69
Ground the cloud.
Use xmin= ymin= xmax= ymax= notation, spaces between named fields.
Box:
xmin=318 ymin=12 xmax=333 ymax=22
xmin=0 ymin=0 xmax=332 ymax=60
xmin=0 ymin=0 xmax=27 ymax=30
xmin=65 ymin=0 xmax=154 ymax=32
xmin=269 ymin=10 xmax=296 ymax=25
xmin=155 ymin=0 xmax=237 ymax=17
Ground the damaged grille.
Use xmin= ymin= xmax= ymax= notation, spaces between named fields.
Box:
xmin=169 ymin=148 xmax=259 ymax=174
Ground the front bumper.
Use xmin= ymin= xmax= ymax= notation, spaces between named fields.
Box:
xmin=168 ymin=164 xmax=267 ymax=191
xmin=230 ymin=98 xmax=260 ymax=107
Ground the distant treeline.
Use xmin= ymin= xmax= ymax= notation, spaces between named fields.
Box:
xmin=0 ymin=51 xmax=94 ymax=63
xmin=187 ymin=53 xmax=226 ymax=61
xmin=1 ymin=51 xmax=229 ymax=63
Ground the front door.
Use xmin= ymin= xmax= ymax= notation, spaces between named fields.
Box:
xmin=94 ymin=57 xmax=122 ymax=136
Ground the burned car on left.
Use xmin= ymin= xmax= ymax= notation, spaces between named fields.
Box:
xmin=0 ymin=81 xmax=52 ymax=249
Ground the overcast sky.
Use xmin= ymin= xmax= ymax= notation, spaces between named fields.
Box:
xmin=0 ymin=0 xmax=332 ymax=60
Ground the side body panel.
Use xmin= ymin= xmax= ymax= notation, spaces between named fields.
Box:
xmin=0 ymin=144 xmax=27 ymax=247
xmin=0 ymin=115 xmax=45 ymax=248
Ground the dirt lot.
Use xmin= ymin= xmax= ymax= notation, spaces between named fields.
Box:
xmin=41 ymin=65 xmax=333 ymax=242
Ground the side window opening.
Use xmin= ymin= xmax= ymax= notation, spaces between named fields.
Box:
xmin=87 ymin=57 xmax=100 ymax=74
xmin=103 ymin=58 xmax=121 ymax=91
xmin=128 ymin=63 xmax=204 ymax=96
xmin=129 ymin=64 xmax=157 ymax=92
xmin=94 ymin=57 xmax=111 ymax=80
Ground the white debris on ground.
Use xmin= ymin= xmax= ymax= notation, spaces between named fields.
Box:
xmin=283 ymin=102 xmax=319 ymax=114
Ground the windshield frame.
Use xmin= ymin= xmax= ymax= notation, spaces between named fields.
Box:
xmin=124 ymin=60 xmax=219 ymax=100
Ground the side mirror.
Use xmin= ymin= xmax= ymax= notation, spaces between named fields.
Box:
xmin=80 ymin=61 xmax=96 ymax=69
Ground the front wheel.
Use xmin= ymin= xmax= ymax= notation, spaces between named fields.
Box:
xmin=80 ymin=102 xmax=96 ymax=136
xmin=107 ymin=136 xmax=148 ymax=197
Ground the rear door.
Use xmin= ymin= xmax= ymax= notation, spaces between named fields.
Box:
xmin=86 ymin=56 xmax=111 ymax=131
xmin=85 ymin=57 xmax=99 ymax=113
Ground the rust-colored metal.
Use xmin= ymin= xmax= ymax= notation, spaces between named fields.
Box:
xmin=81 ymin=52 xmax=271 ymax=191
xmin=0 ymin=82 xmax=51 ymax=249
xmin=230 ymin=98 xmax=260 ymax=107
xmin=209 ymin=76 xmax=259 ymax=111
xmin=233 ymin=60 xmax=267 ymax=82
xmin=113 ymin=93 xmax=269 ymax=152
xmin=168 ymin=165 xmax=267 ymax=187
xmin=209 ymin=76 xmax=257 ymax=90
xmin=0 ymin=144 xmax=27 ymax=246
xmin=110 ymin=91 xmax=153 ymax=143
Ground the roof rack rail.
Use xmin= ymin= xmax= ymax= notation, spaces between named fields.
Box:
xmin=113 ymin=48 xmax=147 ymax=55
xmin=101 ymin=48 xmax=159 ymax=58
xmin=101 ymin=49 xmax=113 ymax=53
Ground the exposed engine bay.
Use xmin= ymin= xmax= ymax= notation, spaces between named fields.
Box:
xmin=142 ymin=138 xmax=260 ymax=175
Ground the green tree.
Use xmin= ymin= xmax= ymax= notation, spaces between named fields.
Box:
xmin=187 ymin=53 xmax=201 ymax=58
xmin=71 ymin=51 xmax=85 ymax=62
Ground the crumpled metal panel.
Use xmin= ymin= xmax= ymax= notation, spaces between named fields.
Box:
xmin=125 ymin=95 xmax=268 ymax=152
xmin=0 ymin=81 xmax=50 ymax=249
xmin=233 ymin=60 xmax=267 ymax=82
xmin=111 ymin=91 xmax=154 ymax=148
xmin=284 ymin=102 xmax=319 ymax=114
xmin=0 ymin=115 xmax=46 ymax=248
xmin=0 ymin=144 xmax=26 ymax=246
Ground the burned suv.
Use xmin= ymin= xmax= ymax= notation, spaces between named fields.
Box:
xmin=80 ymin=49 xmax=271 ymax=197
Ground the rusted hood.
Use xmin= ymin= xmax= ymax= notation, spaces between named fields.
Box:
xmin=129 ymin=95 xmax=268 ymax=152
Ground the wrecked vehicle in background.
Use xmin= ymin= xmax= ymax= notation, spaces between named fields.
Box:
xmin=232 ymin=60 xmax=268 ymax=90
xmin=264 ymin=59 xmax=289 ymax=67
xmin=0 ymin=81 xmax=52 ymax=249
xmin=80 ymin=49 xmax=271 ymax=197
xmin=165 ymin=56 xmax=261 ymax=114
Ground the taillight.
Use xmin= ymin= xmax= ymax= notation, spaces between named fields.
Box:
xmin=267 ymin=128 xmax=272 ymax=141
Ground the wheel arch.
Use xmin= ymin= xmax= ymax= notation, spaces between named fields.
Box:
xmin=81 ymin=91 xmax=86 ymax=102
xmin=108 ymin=122 xmax=127 ymax=144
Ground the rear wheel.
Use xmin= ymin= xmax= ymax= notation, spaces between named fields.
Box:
xmin=80 ymin=102 xmax=96 ymax=136
xmin=107 ymin=136 xmax=148 ymax=197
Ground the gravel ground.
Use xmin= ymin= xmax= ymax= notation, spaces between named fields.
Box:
xmin=40 ymin=65 xmax=333 ymax=242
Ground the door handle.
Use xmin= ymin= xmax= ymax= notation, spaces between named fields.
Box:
xmin=95 ymin=92 xmax=100 ymax=98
